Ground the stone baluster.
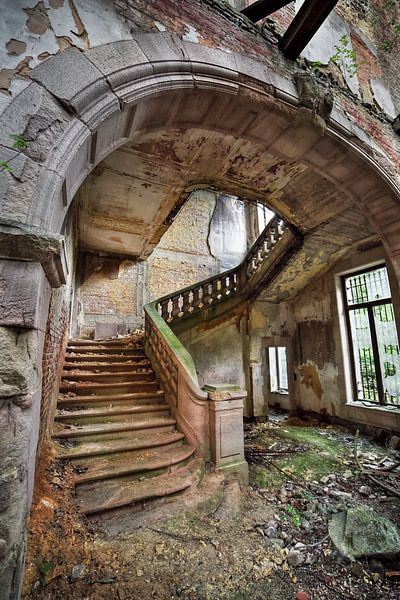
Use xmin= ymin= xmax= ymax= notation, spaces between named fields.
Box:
xmin=166 ymin=298 xmax=174 ymax=322
xmin=197 ymin=285 xmax=204 ymax=308
xmin=187 ymin=289 xmax=194 ymax=313
xmin=205 ymin=282 xmax=214 ymax=305
xmin=177 ymin=294 xmax=184 ymax=318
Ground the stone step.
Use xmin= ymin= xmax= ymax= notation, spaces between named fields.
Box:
xmin=78 ymin=458 xmax=203 ymax=516
xmin=61 ymin=370 xmax=154 ymax=383
xmin=63 ymin=360 xmax=151 ymax=371
xmin=65 ymin=353 xmax=146 ymax=362
xmin=69 ymin=337 xmax=143 ymax=347
xmin=54 ymin=416 xmax=176 ymax=442
xmin=55 ymin=403 xmax=170 ymax=424
xmin=59 ymin=380 xmax=159 ymax=396
xmin=58 ymin=390 xmax=165 ymax=408
xmin=56 ymin=431 xmax=186 ymax=461
xmin=74 ymin=444 xmax=195 ymax=486
xmin=67 ymin=346 xmax=145 ymax=354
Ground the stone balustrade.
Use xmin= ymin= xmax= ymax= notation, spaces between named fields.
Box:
xmin=156 ymin=216 xmax=296 ymax=326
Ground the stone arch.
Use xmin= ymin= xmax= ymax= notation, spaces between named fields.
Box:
xmin=1 ymin=33 xmax=400 ymax=274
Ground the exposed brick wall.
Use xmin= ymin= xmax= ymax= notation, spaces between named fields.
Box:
xmin=38 ymin=289 xmax=69 ymax=453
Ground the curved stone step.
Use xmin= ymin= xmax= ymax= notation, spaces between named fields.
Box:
xmin=63 ymin=360 xmax=151 ymax=371
xmin=56 ymin=431 xmax=186 ymax=461
xmin=69 ymin=338 xmax=143 ymax=347
xmin=78 ymin=458 xmax=203 ymax=516
xmin=61 ymin=370 xmax=154 ymax=383
xmin=59 ymin=380 xmax=159 ymax=396
xmin=54 ymin=416 xmax=176 ymax=441
xmin=66 ymin=353 xmax=146 ymax=362
xmin=55 ymin=403 xmax=169 ymax=424
xmin=58 ymin=390 xmax=165 ymax=408
xmin=67 ymin=346 xmax=145 ymax=354
xmin=74 ymin=445 xmax=195 ymax=486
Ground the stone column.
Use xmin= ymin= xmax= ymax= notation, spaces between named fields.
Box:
xmin=205 ymin=384 xmax=248 ymax=484
xmin=0 ymin=221 xmax=67 ymax=600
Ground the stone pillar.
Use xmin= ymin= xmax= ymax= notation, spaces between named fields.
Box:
xmin=0 ymin=221 xmax=67 ymax=600
xmin=205 ymin=384 xmax=248 ymax=484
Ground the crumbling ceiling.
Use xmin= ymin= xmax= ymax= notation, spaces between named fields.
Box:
xmin=76 ymin=88 xmax=377 ymax=301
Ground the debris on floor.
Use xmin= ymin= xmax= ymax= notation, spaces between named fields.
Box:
xmin=23 ymin=416 xmax=400 ymax=599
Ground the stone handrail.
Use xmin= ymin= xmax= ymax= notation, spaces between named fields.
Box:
xmin=144 ymin=216 xmax=302 ymax=462
xmin=144 ymin=301 xmax=210 ymax=454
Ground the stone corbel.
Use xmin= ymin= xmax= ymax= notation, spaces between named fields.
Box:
xmin=0 ymin=219 xmax=67 ymax=288
xmin=293 ymin=69 xmax=334 ymax=135
xmin=204 ymin=384 xmax=249 ymax=484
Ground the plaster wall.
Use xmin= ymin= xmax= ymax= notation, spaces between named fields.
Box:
xmin=178 ymin=316 xmax=247 ymax=390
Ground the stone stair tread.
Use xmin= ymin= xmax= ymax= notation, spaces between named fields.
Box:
xmin=58 ymin=390 xmax=165 ymax=405
xmin=68 ymin=338 xmax=143 ymax=346
xmin=55 ymin=403 xmax=168 ymax=420
xmin=65 ymin=353 xmax=146 ymax=361
xmin=54 ymin=416 xmax=176 ymax=438
xmin=63 ymin=360 xmax=151 ymax=370
xmin=56 ymin=431 xmax=185 ymax=460
xmin=74 ymin=445 xmax=195 ymax=485
xmin=67 ymin=346 xmax=145 ymax=354
xmin=60 ymin=380 xmax=157 ymax=391
xmin=61 ymin=370 xmax=154 ymax=379
xmin=78 ymin=458 xmax=202 ymax=515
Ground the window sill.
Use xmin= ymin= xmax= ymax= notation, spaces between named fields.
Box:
xmin=346 ymin=400 xmax=400 ymax=414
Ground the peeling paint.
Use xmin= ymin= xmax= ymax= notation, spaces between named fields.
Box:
xmin=6 ymin=39 xmax=27 ymax=56
xmin=299 ymin=361 xmax=323 ymax=401
xmin=24 ymin=2 xmax=50 ymax=35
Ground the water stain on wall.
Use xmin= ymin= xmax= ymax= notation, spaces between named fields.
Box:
xmin=299 ymin=361 xmax=323 ymax=401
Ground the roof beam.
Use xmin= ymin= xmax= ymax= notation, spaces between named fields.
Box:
xmin=279 ymin=0 xmax=340 ymax=59
xmin=241 ymin=0 xmax=292 ymax=23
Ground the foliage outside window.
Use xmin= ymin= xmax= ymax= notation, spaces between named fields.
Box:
xmin=342 ymin=265 xmax=400 ymax=407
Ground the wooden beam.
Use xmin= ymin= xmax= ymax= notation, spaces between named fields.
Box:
xmin=279 ymin=0 xmax=340 ymax=59
xmin=241 ymin=0 xmax=292 ymax=23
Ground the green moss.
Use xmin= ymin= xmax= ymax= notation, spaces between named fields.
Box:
xmin=249 ymin=425 xmax=389 ymax=487
xmin=249 ymin=465 xmax=285 ymax=489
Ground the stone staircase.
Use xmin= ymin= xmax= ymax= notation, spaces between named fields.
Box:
xmin=53 ymin=334 xmax=201 ymax=517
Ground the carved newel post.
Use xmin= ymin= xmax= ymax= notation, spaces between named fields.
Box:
xmin=204 ymin=384 xmax=248 ymax=484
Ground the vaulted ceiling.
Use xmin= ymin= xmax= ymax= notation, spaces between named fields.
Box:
xmin=76 ymin=88 xmax=378 ymax=300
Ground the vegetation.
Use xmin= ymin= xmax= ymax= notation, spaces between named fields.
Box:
xmin=0 ymin=133 xmax=29 ymax=174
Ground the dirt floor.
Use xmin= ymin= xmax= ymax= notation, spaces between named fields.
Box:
xmin=23 ymin=415 xmax=400 ymax=600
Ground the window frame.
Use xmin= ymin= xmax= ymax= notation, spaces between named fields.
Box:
xmin=268 ymin=346 xmax=289 ymax=395
xmin=341 ymin=263 xmax=398 ymax=406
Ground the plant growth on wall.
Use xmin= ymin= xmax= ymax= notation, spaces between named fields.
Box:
xmin=0 ymin=134 xmax=29 ymax=174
